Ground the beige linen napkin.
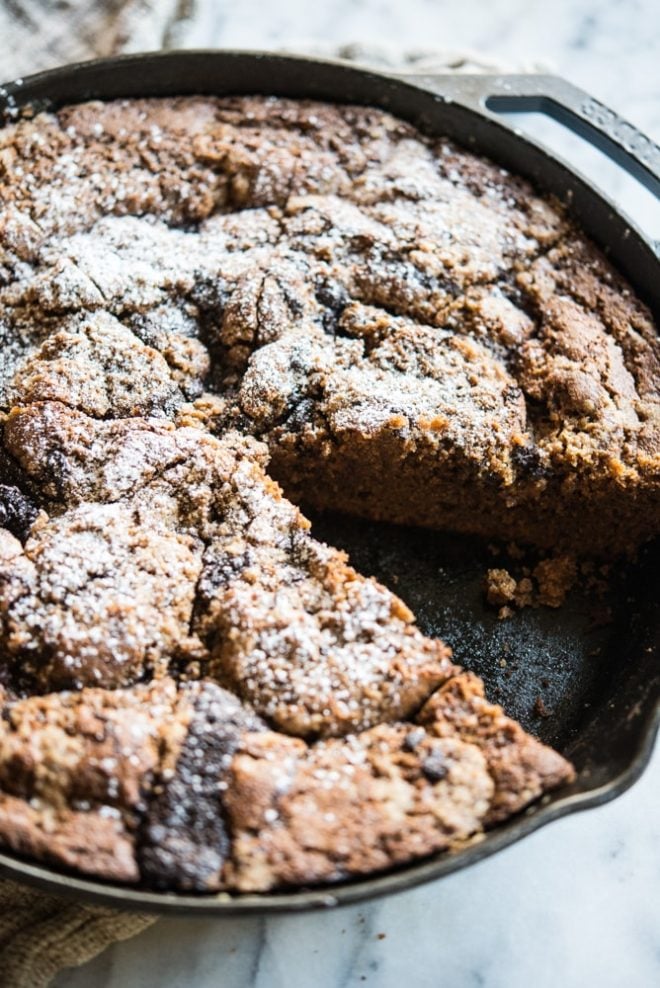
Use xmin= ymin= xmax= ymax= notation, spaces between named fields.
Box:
xmin=0 ymin=5 xmax=535 ymax=984
xmin=0 ymin=878 xmax=154 ymax=987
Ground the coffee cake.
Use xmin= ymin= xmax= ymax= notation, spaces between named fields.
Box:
xmin=1 ymin=92 xmax=655 ymax=892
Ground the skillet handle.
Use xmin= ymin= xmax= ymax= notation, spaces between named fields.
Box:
xmin=402 ymin=73 xmax=660 ymax=198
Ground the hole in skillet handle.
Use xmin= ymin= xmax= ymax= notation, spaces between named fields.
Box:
xmin=485 ymin=87 xmax=660 ymax=197
xmin=485 ymin=88 xmax=660 ymax=248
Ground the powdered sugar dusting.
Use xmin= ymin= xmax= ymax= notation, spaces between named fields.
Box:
xmin=0 ymin=93 xmax=646 ymax=892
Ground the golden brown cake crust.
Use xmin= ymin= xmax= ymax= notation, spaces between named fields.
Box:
xmin=8 ymin=91 xmax=656 ymax=892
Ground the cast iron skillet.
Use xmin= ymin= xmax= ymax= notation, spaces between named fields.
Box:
xmin=0 ymin=51 xmax=658 ymax=914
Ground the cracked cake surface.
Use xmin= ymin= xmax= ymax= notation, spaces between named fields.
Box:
xmin=0 ymin=91 xmax=657 ymax=892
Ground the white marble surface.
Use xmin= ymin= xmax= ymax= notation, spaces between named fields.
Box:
xmin=53 ymin=1 xmax=659 ymax=986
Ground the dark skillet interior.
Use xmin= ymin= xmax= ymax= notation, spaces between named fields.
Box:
xmin=0 ymin=51 xmax=658 ymax=912
xmin=309 ymin=513 xmax=659 ymax=776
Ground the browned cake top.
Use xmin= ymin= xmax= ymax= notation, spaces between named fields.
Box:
xmin=6 ymin=91 xmax=658 ymax=891
xmin=1 ymin=96 xmax=657 ymax=485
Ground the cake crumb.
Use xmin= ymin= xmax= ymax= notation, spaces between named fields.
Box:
xmin=533 ymin=555 xmax=577 ymax=607
xmin=533 ymin=697 xmax=552 ymax=719
xmin=485 ymin=553 xmax=578 ymax=614
xmin=485 ymin=568 xmax=517 ymax=606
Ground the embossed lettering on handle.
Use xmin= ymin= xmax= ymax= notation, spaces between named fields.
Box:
xmin=480 ymin=76 xmax=660 ymax=197
xmin=580 ymin=95 xmax=660 ymax=176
